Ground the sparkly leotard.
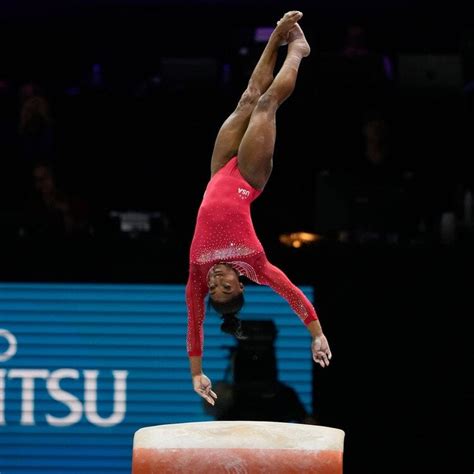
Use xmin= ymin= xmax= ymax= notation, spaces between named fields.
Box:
xmin=186 ymin=157 xmax=318 ymax=356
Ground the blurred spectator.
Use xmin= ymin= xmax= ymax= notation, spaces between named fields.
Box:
xmin=341 ymin=24 xmax=370 ymax=58
xmin=21 ymin=161 xmax=91 ymax=239
xmin=18 ymin=83 xmax=55 ymax=167
xmin=0 ymin=78 xmax=19 ymax=183
xmin=314 ymin=23 xmax=395 ymax=172
xmin=0 ymin=78 xmax=17 ymax=157
xmin=19 ymin=81 xmax=43 ymax=102
xmin=316 ymin=111 xmax=422 ymax=245
xmin=349 ymin=113 xmax=420 ymax=244
xmin=0 ymin=78 xmax=26 ymax=236
xmin=338 ymin=22 xmax=394 ymax=86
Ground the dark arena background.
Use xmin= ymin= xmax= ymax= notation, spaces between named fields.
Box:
xmin=0 ymin=1 xmax=472 ymax=473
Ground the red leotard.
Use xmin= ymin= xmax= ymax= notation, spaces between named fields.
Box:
xmin=186 ymin=157 xmax=317 ymax=356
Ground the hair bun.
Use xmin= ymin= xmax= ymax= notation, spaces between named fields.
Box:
xmin=221 ymin=313 xmax=247 ymax=340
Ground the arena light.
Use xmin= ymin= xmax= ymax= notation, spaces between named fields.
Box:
xmin=279 ymin=231 xmax=322 ymax=248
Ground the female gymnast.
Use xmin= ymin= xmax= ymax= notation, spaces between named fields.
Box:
xmin=186 ymin=11 xmax=332 ymax=406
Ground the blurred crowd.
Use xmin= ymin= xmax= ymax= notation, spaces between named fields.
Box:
xmin=0 ymin=20 xmax=472 ymax=249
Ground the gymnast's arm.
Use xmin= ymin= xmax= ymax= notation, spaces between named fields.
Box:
xmin=186 ymin=266 xmax=218 ymax=405
xmin=257 ymin=256 xmax=332 ymax=367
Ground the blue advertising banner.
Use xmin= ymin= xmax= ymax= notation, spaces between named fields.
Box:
xmin=0 ymin=282 xmax=313 ymax=473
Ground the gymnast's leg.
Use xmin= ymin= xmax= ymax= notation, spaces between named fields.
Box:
xmin=210 ymin=11 xmax=303 ymax=177
xmin=237 ymin=22 xmax=310 ymax=190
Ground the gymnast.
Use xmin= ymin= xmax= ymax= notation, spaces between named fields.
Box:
xmin=185 ymin=11 xmax=332 ymax=406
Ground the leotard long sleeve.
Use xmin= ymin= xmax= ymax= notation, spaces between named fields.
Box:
xmin=186 ymin=157 xmax=318 ymax=357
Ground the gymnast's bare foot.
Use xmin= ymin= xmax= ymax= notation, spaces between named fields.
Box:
xmin=288 ymin=23 xmax=311 ymax=57
xmin=272 ymin=11 xmax=304 ymax=46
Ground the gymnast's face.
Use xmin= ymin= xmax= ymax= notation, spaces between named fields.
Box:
xmin=207 ymin=263 xmax=243 ymax=303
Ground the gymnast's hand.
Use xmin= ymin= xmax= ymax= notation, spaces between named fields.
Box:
xmin=192 ymin=373 xmax=218 ymax=406
xmin=312 ymin=334 xmax=332 ymax=368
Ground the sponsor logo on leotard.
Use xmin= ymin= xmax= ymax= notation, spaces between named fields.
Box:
xmin=238 ymin=187 xmax=250 ymax=199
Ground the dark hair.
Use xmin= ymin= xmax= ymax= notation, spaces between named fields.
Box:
xmin=209 ymin=293 xmax=247 ymax=340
